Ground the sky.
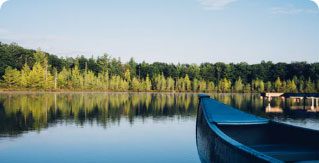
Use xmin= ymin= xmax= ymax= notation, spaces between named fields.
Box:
xmin=0 ymin=0 xmax=318 ymax=64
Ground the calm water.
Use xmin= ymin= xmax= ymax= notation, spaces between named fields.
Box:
xmin=0 ymin=93 xmax=318 ymax=163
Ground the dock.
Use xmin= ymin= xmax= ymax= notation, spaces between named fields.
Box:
xmin=261 ymin=92 xmax=319 ymax=109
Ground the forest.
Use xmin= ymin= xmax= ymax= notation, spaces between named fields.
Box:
xmin=0 ymin=42 xmax=319 ymax=93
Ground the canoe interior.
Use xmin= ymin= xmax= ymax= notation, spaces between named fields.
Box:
xmin=196 ymin=95 xmax=319 ymax=163
xmin=219 ymin=122 xmax=319 ymax=162
xmin=196 ymin=102 xmax=278 ymax=163
xmin=201 ymin=96 xmax=269 ymax=125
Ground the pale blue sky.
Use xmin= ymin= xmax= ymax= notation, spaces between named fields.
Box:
xmin=0 ymin=0 xmax=318 ymax=64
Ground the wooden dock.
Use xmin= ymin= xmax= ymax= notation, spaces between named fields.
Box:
xmin=261 ymin=92 xmax=319 ymax=99
xmin=261 ymin=92 xmax=319 ymax=109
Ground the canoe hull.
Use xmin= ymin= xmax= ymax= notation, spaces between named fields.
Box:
xmin=196 ymin=102 xmax=273 ymax=163
xmin=196 ymin=95 xmax=319 ymax=163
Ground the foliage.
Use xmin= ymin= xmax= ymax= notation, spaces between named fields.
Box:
xmin=234 ymin=77 xmax=244 ymax=93
xmin=3 ymin=67 xmax=20 ymax=87
xmin=0 ymin=42 xmax=319 ymax=92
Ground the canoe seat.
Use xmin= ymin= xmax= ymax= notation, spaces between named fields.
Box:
xmin=202 ymin=99 xmax=269 ymax=125
xmin=251 ymin=144 xmax=319 ymax=162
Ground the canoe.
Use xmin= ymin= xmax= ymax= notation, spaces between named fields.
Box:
xmin=196 ymin=94 xmax=319 ymax=163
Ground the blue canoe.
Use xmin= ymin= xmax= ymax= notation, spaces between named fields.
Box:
xmin=196 ymin=94 xmax=319 ymax=163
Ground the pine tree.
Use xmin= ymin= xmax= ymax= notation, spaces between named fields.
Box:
xmin=97 ymin=71 xmax=109 ymax=90
xmin=286 ymin=80 xmax=297 ymax=93
xmin=291 ymin=80 xmax=297 ymax=93
xmin=234 ymin=77 xmax=244 ymax=93
xmin=259 ymin=80 xmax=265 ymax=92
xmin=20 ymin=63 xmax=30 ymax=88
xmin=243 ymin=83 xmax=251 ymax=93
xmin=34 ymin=49 xmax=48 ymax=67
xmin=145 ymin=75 xmax=152 ymax=91
xmin=99 ymin=71 xmax=109 ymax=90
xmin=192 ymin=79 xmax=199 ymax=92
xmin=304 ymin=78 xmax=315 ymax=93
xmin=299 ymin=80 xmax=304 ymax=93
xmin=207 ymin=82 xmax=216 ymax=92
xmin=199 ymin=80 xmax=207 ymax=92
xmin=274 ymin=77 xmax=282 ymax=92
xmin=175 ymin=77 xmax=185 ymax=92
xmin=252 ymin=79 xmax=259 ymax=92
xmin=3 ymin=67 xmax=20 ymax=88
xmin=154 ymin=74 xmax=161 ymax=91
xmin=166 ymin=77 xmax=175 ymax=91
xmin=218 ymin=78 xmax=231 ymax=93
xmin=184 ymin=75 xmax=191 ymax=91
xmin=84 ymin=70 xmax=96 ymax=89
xmin=44 ymin=71 xmax=55 ymax=89
xmin=71 ymin=65 xmax=83 ymax=89
xmin=266 ymin=81 xmax=272 ymax=92
xmin=124 ymin=69 xmax=131 ymax=82
xmin=58 ymin=67 xmax=71 ymax=89
xmin=154 ymin=74 xmax=166 ymax=91
xmin=131 ymin=77 xmax=140 ymax=91
xmin=29 ymin=63 xmax=46 ymax=88
xmin=110 ymin=75 xmax=121 ymax=91
xmin=119 ymin=78 xmax=129 ymax=91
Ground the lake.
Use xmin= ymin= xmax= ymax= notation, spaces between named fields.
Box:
xmin=0 ymin=93 xmax=318 ymax=163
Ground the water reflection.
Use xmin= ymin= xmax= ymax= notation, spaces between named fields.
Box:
xmin=1 ymin=93 xmax=318 ymax=138
xmin=0 ymin=93 xmax=198 ymax=137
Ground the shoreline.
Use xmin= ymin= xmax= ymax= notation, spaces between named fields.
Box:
xmin=0 ymin=89 xmax=262 ymax=94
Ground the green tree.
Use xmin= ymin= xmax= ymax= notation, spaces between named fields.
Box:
xmin=145 ymin=75 xmax=152 ymax=91
xmin=184 ymin=75 xmax=191 ymax=91
xmin=44 ymin=70 xmax=54 ymax=89
xmin=97 ymin=71 xmax=109 ymax=90
xmin=283 ymin=81 xmax=288 ymax=92
xmin=243 ymin=83 xmax=251 ymax=93
xmin=176 ymin=77 xmax=185 ymax=92
xmin=298 ymin=80 xmax=304 ymax=93
xmin=71 ymin=65 xmax=83 ymax=89
xmin=198 ymin=80 xmax=207 ymax=92
xmin=29 ymin=63 xmax=46 ymax=89
xmin=154 ymin=74 xmax=166 ymax=91
xmin=274 ymin=77 xmax=282 ymax=92
xmin=286 ymin=80 xmax=297 ymax=93
xmin=110 ymin=75 xmax=125 ymax=91
xmin=3 ymin=67 xmax=20 ymax=87
xmin=251 ymin=79 xmax=264 ymax=92
xmin=119 ymin=78 xmax=129 ymax=91
xmin=192 ymin=78 xmax=199 ymax=92
xmin=124 ymin=69 xmax=131 ymax=82
xmin=58 ymin=67 xmax=71 ymax=89
xmin=1 ymin=42 xmax=319 ymax=93
xmin=234 ymin=77 xmax=244 ymax=93
xmin=32 ymin=50 xmax=55 ymax=89
xmin=84 ymin=70 xmax=96 ymax=89
xmin=20 ymin=63 xmax=30 ymax=87
xmin=166 ymin=77 xmax=175 ymax=91
xmin=259 ymin=80 xmax=265 ymax=92
xmin=218 ymin=78 xmax=231 ymax=93
xmin=33 ymin=49 xmax=48 ymax=68
xmin=265 ymin=81 xmax=272 ymax=92
xmin=304 ymin=78 xmax=315 ymax=93
xmin=207 ymin=82 xmax=216 ymax=92
xmin=131 ymin=77 xmax=141 ymax=91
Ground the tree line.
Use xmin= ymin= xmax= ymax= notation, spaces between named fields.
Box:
xmin=0 ymin=42 xmax=319 ymax=92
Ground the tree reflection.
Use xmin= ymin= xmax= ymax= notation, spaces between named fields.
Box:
xmin=0 ymin=93 xmax=198 ymax=136
xmin=1 ymin=93 xmax=316 ymax=137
